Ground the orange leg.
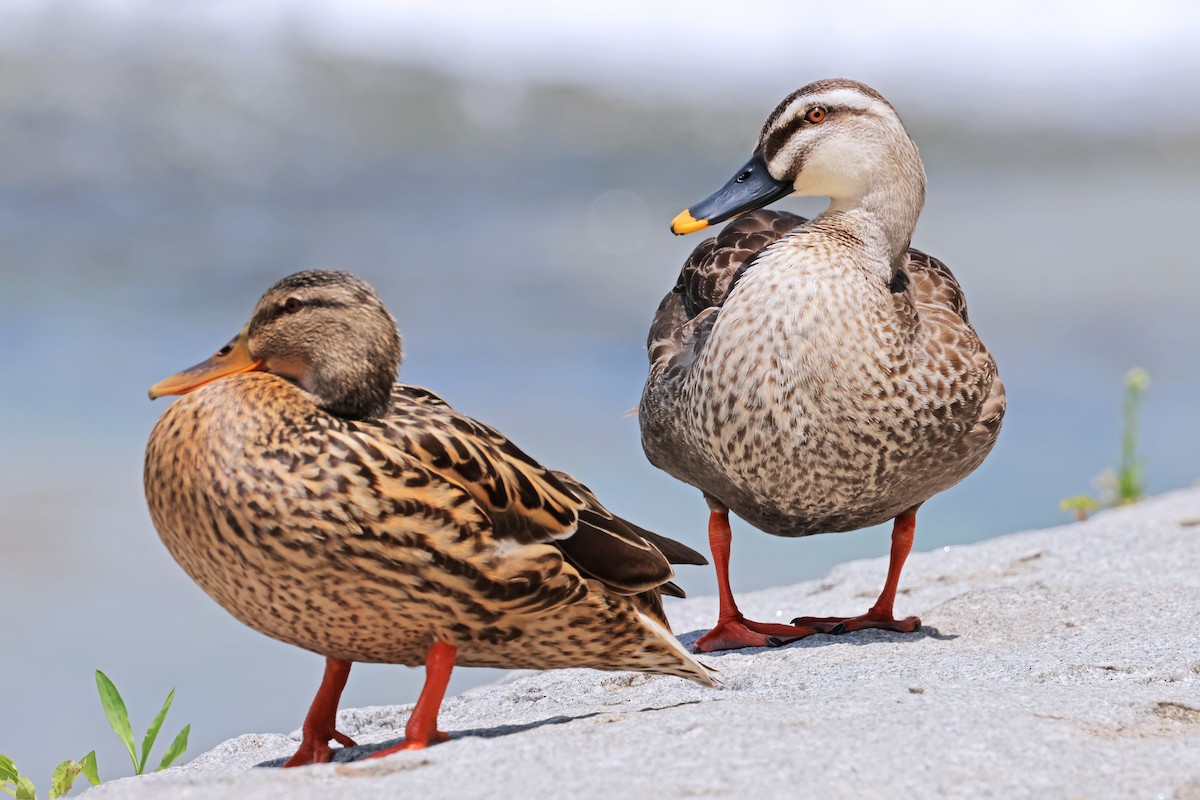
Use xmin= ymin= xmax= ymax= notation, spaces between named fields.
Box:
xmin=363 ymin=641 xmax=457 ymax=760
xmin=792 ymin=509 xmax=922 ymax=634
xmin=694 ymin=508 xmax=833 ymax=653
xmin=283 ymin=658 xmax=358 ymax=767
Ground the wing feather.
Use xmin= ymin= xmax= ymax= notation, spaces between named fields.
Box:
xmin=550 ymin=471 xmax=706 ymax=596
xmin=371 ymin=386 xmax=704 ymax=599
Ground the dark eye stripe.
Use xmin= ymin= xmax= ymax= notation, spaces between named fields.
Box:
xmin=760 ymin=105 xmax=874 ymax=165
xmin=256 ymin=297 xmax=349 ymax=328
xmin=297 ymin=298 xmax=345 ymax=310
xmin=762 ymin=114 xmax=806 ymax=164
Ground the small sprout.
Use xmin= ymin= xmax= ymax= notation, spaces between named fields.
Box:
xmin=3 ymin=751 xmax=100 ymax=800
xmin=1 ymin=755 xmax=36 ymax=800
xmin=1059 ymin=494 xmax=1100 ymax=522
xmin=48 ymin=761 xmax=81 ymax=800
xmin=96 ymin=671 xmax=189 ymax=776
xmin=1115 ymin=367 xmax=1150 ymax=505
xmin=1 ymin=674 xmax=186 ymax=800
xmin=1 ymin=754 xmax=37 ymax=800
xmin=1060 ymin=368 xmax=1150 ymax=517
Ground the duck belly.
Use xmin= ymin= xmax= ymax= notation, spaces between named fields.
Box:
xmin=678 ymin=281 xmax=974 ymax=536
xmin=144 ymin=383 xmax=454 ymax=665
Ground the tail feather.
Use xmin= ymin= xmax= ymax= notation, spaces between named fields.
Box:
xmin=634 ymin=609 xmax=716 ymax=686
xmin=619 ymin=520 xmax=709 ymax=566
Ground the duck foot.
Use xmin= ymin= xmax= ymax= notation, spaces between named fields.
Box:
xmin=283 ymin=657 xmax=358 ymax=767
xmin=693 ymin=614 xmax=838 ymax=652
xmin=357 ymin=641 xmax=457 ymax=762
xmin=791 ymin=612 xmax=921 ymax=635
xmin=787 ymin=510 xmax=922 ymax=638
xmin=283 ymin=729 xmax=358 ymax=767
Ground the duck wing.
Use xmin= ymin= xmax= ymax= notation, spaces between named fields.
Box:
xmin=379 ymin=384 xmax=581 ymax=541
xmin=377 ymin=385 xmax=695 ymax=598
xmin=904 ymin=248 xmax=1007 ymax=451
xmin=549 ymin=471 xmax=706 ymax=598
xmin=906 ymin=247 xmax=970 ymax=321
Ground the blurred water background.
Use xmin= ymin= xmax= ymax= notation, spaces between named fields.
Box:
xmin=1 ymin=0 xmax=1198 ymax=787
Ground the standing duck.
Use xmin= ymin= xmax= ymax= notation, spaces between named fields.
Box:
xmin=640 ymin=79 xmax=1005 ymax=653
xmin=145 ymin=270 xmax=713 ymax=766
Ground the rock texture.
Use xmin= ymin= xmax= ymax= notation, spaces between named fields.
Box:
xmin=83 ymin=490 xmax=1200 ymax=799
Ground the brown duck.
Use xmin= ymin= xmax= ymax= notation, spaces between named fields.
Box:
xmin=640 ymin=79 xmax=1006 ymax=652
xmin=145 ymin=270 xmax=713 ymax=766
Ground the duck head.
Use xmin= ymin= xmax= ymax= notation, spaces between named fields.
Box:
xmin=671 ymin=78 xmax=925 ymax=239
xmin=149 ymin=270 xmax=403 ymax=420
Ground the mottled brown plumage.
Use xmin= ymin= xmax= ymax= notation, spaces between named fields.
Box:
xmin=643 ymin=79 xmax=1005 ymax=652
xmin=144 ymin=270 xmax=712 ymax=765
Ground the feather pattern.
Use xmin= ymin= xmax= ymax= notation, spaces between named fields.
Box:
xmin=145 ymin=270 xmax=712 ymax=685
xmin=641 ymin=79 xmax=1004 ymax=540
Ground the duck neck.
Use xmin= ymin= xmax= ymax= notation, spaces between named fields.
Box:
xmin=305 ymin=336 xmax=402 ymax=422
xmin=822 ymin=155 xmax=925 ymax=271
xmin=317 ymin=370 xmax=395 ymax=421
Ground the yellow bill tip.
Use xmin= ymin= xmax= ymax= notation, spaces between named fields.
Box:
xmin=670 ymin=209 xmax=710 ymax=236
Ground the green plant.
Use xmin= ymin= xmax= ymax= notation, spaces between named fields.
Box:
xmin=95 ymin=671 xmax=190 ymax=776
xmin=0 ymin=755 xmax=35 ymax=800
xmin=0 ymin=672 xmax=188 ymax=800
xmin=1058 ymin=493 xmax=1100 ymax=522
xmin=1113 ymin=367 xmax=1150 ymax=505
xmin=0 ymin=753 xmax=99 ymax=800
xmin=1061 ymin=367 xmax=1150 ymax=519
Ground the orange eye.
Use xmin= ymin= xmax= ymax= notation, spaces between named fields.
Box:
xmin=805 ymin=106 xmax=827 ymax=124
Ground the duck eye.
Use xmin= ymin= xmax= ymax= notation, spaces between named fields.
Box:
xmin=805 ymin=106 xmax=827 ymax=124
xmin=283 ymin=297 xmax=303 ymax=314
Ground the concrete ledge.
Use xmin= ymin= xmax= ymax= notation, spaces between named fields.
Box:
xmin=84 ymin=489 xmax=1200 ymax=799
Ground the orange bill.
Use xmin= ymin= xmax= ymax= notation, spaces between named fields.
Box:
xmin=148 ymin=327 xmax=266 ymax=399
xmin=670 ymin=209 xmax=710 ymax=235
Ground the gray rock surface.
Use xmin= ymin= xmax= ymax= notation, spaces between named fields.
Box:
xmin=84 ymin=490 xmax=1200 ymax=799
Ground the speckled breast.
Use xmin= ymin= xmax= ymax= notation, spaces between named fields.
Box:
xmin=674 ymin=267 xmax=994 ymax=536
xmin=143 ymin=376 xmax=437 ymax=665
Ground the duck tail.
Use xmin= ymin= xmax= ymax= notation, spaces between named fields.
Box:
xmin=634 ymin=608 xmax=718 ymax=687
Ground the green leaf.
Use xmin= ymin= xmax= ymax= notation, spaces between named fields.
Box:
xmin=12 ymin=775 xmax=34 ymax=800
xmin=156 ymin=724 xmax=190 ymax=772
xmin=138 ymin=689 xmax=175 ymax=774
xmin=95 ymin=670 xmax=138 ymax=773
xmin=0 ymin=755 xmax=29 ymax=800
xmin=79 ymin=752 xmax=100 ymax=787
xmin=49 ymin=760 xmax=81 ymax=799
xmin=1058 ymin=494 xmax=1099 ymax=512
